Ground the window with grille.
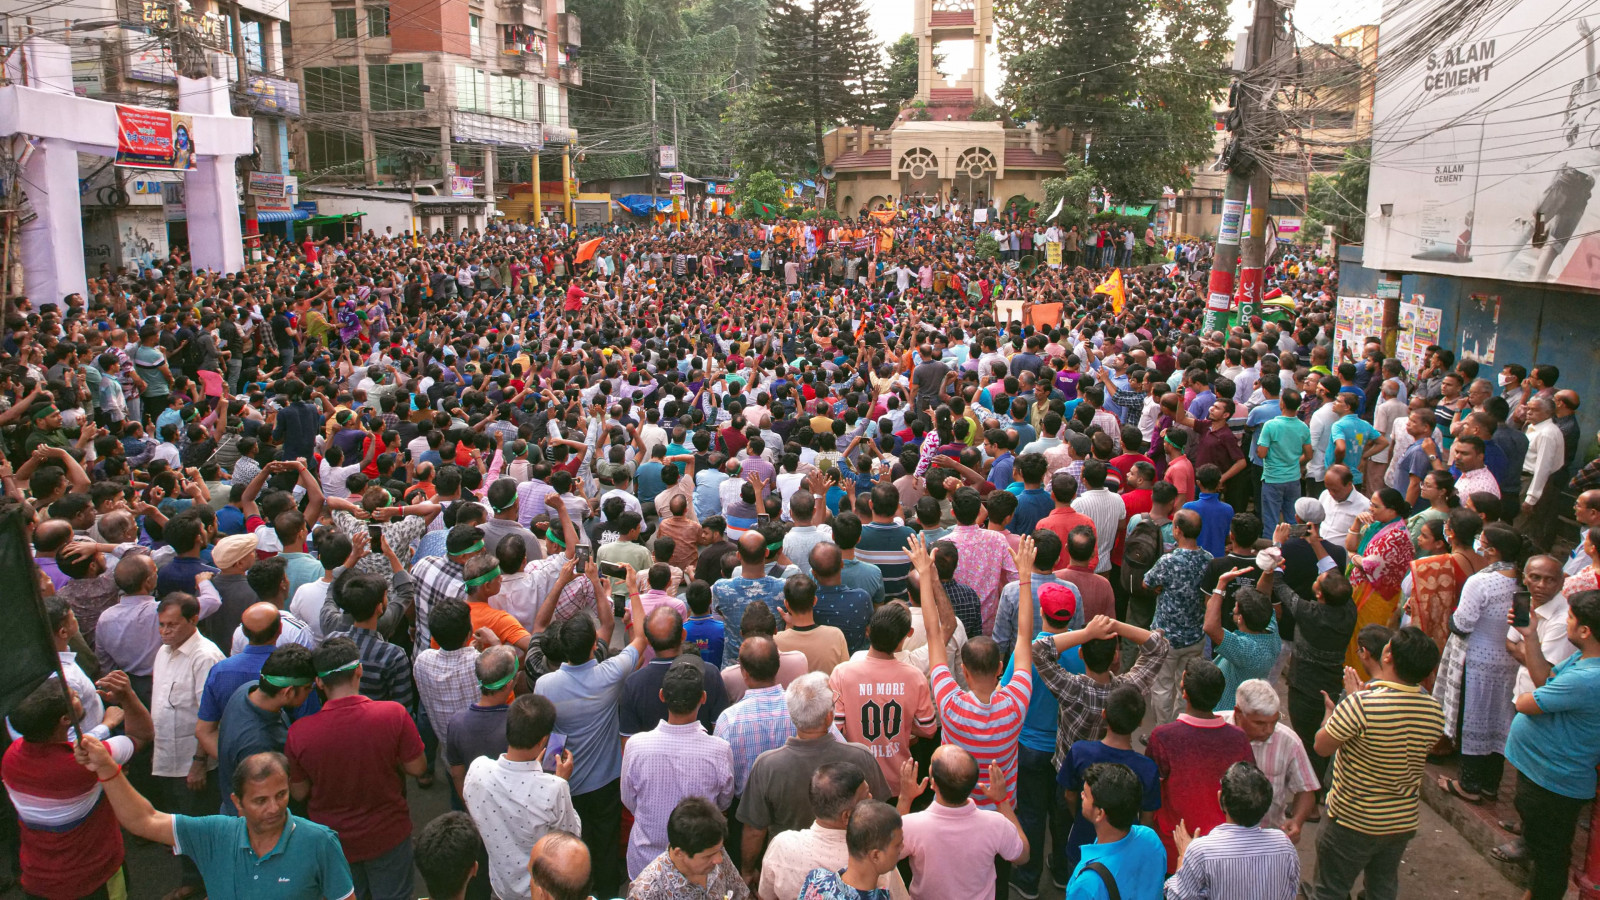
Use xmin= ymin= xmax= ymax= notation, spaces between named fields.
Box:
xmin=368 ymin=6 xmax=389 ymax=36
xmin=333 ymin=8 xmax=357 ymax=38
xmin=305 ymin=129 xmax=364 ymax=173
xmin=455 ymin=65 xmax=489 ymax=112
xmin=492 ymin=75 xmax=528 ymax=119
xmin=370 ymin=63 xmax=424 ymax=111
xmin=304 ymin=66 xmax=360 ymax=113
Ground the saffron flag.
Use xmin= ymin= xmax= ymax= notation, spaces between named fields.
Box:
xmin=1093 ymin=268 xmax=1127 ymax=314
xmin=575 ymin=238 xmax=602 ymax=264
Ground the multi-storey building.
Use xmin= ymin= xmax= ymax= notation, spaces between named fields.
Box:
xmin=3 ymin=0 xmax=298 ymax=270
xmin=287 ymin=0 xmax=579 ymax=233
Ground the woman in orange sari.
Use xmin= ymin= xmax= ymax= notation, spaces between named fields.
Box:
xmin=1344 ymin=488 xmax=1416 ymax=677
xmin=1404 ymin=507 xmax=1487 ymax=655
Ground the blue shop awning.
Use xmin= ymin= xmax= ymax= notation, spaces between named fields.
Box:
xmin=255 ymin=208 xmax=310 ymax=223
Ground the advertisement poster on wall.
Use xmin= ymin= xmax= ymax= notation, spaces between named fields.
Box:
xmin=1336 ymin=295 xmax=1442 ymax=378
xmin=1365 ymin=0 xmax=1600 ymax=290
xmin=115 ymin=107 xmax=198 ymax=171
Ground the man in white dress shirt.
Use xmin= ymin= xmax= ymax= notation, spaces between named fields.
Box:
xmin=151 ymin=588 xmax=226 ymax=899
xmin=462 ymin=694 xmax=580 ymax=900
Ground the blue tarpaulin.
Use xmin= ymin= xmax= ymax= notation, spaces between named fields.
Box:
xmin=256 ymin=208 xmax=310 ymax=223
xmin=614 ymin=194 xmax=674 ymax=216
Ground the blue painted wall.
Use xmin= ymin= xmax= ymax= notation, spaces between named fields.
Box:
xmin=1338 ymin=246 xmax=1600 ymax=452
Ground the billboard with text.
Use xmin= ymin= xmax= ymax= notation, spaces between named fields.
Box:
xmin=1365 ymin=2 xmax=1600 ymax=290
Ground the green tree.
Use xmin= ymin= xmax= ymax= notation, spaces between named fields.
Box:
xmin=1302 ymin=145 xmax=1370 ymax=245
xmin=875 ymin=34 xmax=942 ymax=127
xmin=736 ymin=0 xmax=885 ymax=176
xmin=736 ymin=169 xmax=786 ymax=206
xmin=566 ymin=0 xmax=764 ymax=181
xmin=1040 ymin=157 xmax=1099 ymax=229
xmin=995 ymin=0 xmax=1231 ymax=202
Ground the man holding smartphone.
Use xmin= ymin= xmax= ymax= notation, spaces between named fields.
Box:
xmin=1504 ymin=589 xmax=1600 ymax=900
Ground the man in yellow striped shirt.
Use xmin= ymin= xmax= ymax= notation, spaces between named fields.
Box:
xmin=1307 ymin=625 xmax=1444 ymax=900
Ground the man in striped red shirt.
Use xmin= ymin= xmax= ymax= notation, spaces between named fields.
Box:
xmin=3 ymin=673 xmax=152 ymax=900
xmin=908 ymin=531 xmax=1036 ymax=893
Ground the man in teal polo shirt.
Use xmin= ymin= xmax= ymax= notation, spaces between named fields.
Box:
xmin=1504 ymin=589 xmax=1600 ymax=900
xmin=74 ymin=741 xmax=354 ymax=900
xmin=1255 ymin=388 xmax=1312 ymax=528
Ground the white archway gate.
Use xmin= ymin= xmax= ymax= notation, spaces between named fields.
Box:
xmin=1 ymin=38 xmax=253 ymax=308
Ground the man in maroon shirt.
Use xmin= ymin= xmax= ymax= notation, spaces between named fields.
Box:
xmin=286 ymin=636 xmax=427 ymax=900
xmin=1145 ymin=658 xmax=1252 ymax=874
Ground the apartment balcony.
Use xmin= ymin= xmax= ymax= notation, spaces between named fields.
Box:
xmin=496 ymin=0 xmax=543 ymax=24
xmin=558 ymin=63 xmax=581 ymax=86
xmin=557 ymin=11 xmax=580 ymax=47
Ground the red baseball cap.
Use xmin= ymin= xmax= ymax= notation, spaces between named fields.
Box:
xmin=1039 ymin=583 xmax=1079 ymax=625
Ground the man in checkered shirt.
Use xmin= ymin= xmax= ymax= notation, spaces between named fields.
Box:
xmin=1030 ymin=615 xmax=1171 ymax=767
xmin=409 ymin=524 xmax=488 ymax=654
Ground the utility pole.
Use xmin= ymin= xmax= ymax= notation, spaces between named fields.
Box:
xmin=671 ymin=99 xmax=679 ymax=221
xmin=1202 ymin=0 xmax=1279 ymax=336
xmin=649 ymin=77 xmax=659 ymax=223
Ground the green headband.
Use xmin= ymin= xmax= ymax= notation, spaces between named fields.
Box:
xmin=544 ymin=528 xmax=566 ymax=548
xmin=450 ymin=541 xmax=485 ymax=557
xmin=316 ymin=659 xmax=360 ymax=678
xmin=479 ymin=656 xmax=520 ymax=692
xmin=465 ymin=565 xmax=503 ymax=589
xmin=492 ymin=494 xmax=518 ymax=512
xmin=1164 ymin=434 xmax=1182 ymax=450
xmin=260 ymin=673 xmax=313 ymax=688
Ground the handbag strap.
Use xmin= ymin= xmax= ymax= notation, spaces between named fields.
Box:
xmin=1085 ymin=861 xmax=1122 ymax=900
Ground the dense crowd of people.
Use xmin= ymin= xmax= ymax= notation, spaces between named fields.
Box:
xmin=1 ymin=206 xmax=1597 ymax=900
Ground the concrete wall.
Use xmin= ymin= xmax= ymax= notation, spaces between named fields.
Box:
xmin=308 ymin=195 xmax=413 ymax=236
xmin=1338 ymin=246 xmax=1600 ymax=447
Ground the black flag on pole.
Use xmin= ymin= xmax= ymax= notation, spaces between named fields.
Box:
xmin=0 ymin=505 xmax=60 ymax=725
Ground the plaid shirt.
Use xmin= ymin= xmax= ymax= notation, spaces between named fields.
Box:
xmin=620 ymin=721 xmax=735 ymax=878
xmin=1571 ymin=456 xmax=1600 ymax=495
xmin=410 ymin=555 xmax=467 ymax=653
xmin=515 ymin=479 xmax=558 ymax=526
xmin=334 ymin=625 xmax=416 ymax=709
xmin=1032 ymin=630 xmax=1170 ymax=767
xmin=413 ymin=646 xmax=479 ymax=749
xmin=333 ymin=510 xmax=429 ymax=575
xmin=1112 ymin=388 xmax=1146 ymax=424
xmin=521 ymin=553 xmax=602 ymax=626
xmin=713 ymin=685 xmax=798 ymax=794
xmin=940 ymin=579 xmax=985 ymax=642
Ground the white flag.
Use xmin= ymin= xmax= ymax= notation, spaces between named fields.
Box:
xmin=1047 ymin=198 xmax=1064 ymax=222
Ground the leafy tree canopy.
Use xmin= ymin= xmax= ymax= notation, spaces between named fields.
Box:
xmin=995 ymin=0 xmax=1232 ymax=202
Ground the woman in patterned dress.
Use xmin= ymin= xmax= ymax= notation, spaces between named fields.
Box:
xmin=1433 ymin=523 xmax=1529 ymax=802
xmin=1343 ymin=488 xmax=1415 ymax=677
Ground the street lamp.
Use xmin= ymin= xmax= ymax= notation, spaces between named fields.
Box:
xmin=564 ymin=139 xmax=609 ymax=225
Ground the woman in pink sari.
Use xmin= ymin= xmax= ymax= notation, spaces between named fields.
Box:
xmin=1344 ymin=488 xmax=1416 ymax=677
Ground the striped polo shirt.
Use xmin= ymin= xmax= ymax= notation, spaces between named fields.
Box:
xmin=931 ymin=664 xmax=1032 ymax=810
xmin=854 ymin=522 xmax=914 ymax=599
xmin=1322 ymin=680 xmax=1445 ymax=835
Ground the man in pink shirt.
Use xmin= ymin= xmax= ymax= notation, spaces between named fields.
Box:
xmin=946 ymin=487 xmax=1019 ymax=633
xmin=896 ymin=745 xmax=1028 ymax=900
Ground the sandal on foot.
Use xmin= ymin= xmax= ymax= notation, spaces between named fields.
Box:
xmin=1490 ymin=840 xmax=1529 ymax=864
xmin=1437 ymin=776 xmax=1484 ymax=804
